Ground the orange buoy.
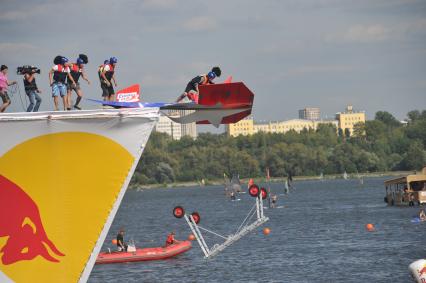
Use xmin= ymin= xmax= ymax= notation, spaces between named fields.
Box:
xmin=263 ymin=227 xmax=271 ymax=235
xmin=365 ymin=223 xmax=375 ymax=231
xmin=112 ymin=239 xmax=117 ymax=245
xmin=188 ymin=234 xmax=196 ymax=241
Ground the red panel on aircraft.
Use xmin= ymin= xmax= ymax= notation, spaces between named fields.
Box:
xmin=198 ymin=82 xmax=254 ymax=108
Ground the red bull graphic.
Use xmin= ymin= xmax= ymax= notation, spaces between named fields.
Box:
xmin=0 ymin=111 xmax=156 ymax=282
xmin=0 ymin=175 xmax=64 ymax=265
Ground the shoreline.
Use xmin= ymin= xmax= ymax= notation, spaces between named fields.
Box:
xmin=129 ymin=170 xmax=414 ymax=190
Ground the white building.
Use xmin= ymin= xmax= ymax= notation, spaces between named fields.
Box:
xmin=299 ymin=107 xmax=320 ymax=120
xmin=154 ymin=111 xmax=197 ymax=140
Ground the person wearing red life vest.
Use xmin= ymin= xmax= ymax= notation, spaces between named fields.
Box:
xmin=49 ymin=57 xmax=76 ymax=111
xmin=66 ymin=58 xmax=90 ymax=110
xmin=98 ymin=59 xmax=109 ymax=85
xmin=165 ymin=231 xmax=180 ymax=246
xmin=176 ymin=66 xmax=221 ymax=104
xmin=100 ymin=57 xmax=118 ymax=101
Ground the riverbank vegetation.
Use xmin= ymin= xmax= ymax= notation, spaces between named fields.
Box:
xmin=130 ymin=110 xmax=426 ymax=185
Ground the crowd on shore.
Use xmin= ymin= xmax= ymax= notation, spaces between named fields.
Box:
xmin=0 ymin=55 xmax=118 ymax=113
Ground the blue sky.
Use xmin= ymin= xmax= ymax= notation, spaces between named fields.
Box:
xmin=1 ymin=0 xmax=425 ymax=129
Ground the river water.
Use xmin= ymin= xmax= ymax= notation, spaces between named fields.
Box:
xmin=89 ymin=177 xmax=424 ymax=283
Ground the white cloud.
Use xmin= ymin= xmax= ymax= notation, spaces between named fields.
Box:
xmin=142 ymin=74 xmax=187 ymax=88
xmin=343 ymin=24 xmax=388 ymax=42
xmin=284 ymin=65 xmax=354 ymax=77
xmin=325 ymin=24 xmax=389 ymax=43
xmin=0 ymin=3 xmax=53 ymax=21
xmin=141 ymin=0 xmax=177 ymax=9
xmin=182 ymin=16 xmax=218 ymax=32
xmin=398 ymin=18 xmax=426 ymax=36
xmin=0 ymin=43 xmax=38 ymax=53
xmin=326 ymin=19 xmax=426 ymax=44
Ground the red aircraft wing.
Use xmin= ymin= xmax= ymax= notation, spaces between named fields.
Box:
xmin=196 ymin=82 xmax=254 ymax=124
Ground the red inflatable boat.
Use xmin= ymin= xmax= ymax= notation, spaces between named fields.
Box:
xmin=95 ymin=241 xmax=192 ymax=264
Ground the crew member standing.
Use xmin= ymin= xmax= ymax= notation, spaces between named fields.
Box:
xmin=49 ymin=57 xmax=76 ymax=111
xmin=0 ymin=65 xmax=17 ymax=113
xmin=98 ymin=59 xmax=109 ymax=85
xmin=100 ymin=57 xmax=118 ymax=101
xmin=23 ymin=68 xmax=42 ymax=112
xmin=66 ymin=57 xmax=90 ymax=110
xmin=176 ymin=66 xmax=221 ymax=103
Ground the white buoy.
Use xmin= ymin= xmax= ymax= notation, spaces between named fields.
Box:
xmin=409 ymin=259 xmax=426 ymax=283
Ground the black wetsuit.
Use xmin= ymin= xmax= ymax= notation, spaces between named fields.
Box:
xmin=184 ymin=75 xmax=212 ymax=93
xmin=116 ymin=233 xmax=127 ymax=251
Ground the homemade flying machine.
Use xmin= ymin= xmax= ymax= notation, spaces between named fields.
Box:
xmin=88 ymin=79 xmax=254 ymax=127
xmin=172 ymin=184 xmax=269 ymax=258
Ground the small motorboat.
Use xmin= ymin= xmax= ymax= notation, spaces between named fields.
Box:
xmin=95 ymin=241 xmax=192 ymax=264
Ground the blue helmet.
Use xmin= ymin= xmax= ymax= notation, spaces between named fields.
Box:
xmin=110 ymin=57 xmax=118 ymax=64
xmin=61 ymin=57 xmax=69 ymax=64
xmin=104 ymin=59 xmax=109 ymax=64
xmin=207 ymin=71 xmax=216 ymax=80
xmin=76 ymin=58 xmax=84 ymax=65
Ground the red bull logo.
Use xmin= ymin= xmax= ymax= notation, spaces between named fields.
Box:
xmin=0 ymin=174 xmax=64 ymax=265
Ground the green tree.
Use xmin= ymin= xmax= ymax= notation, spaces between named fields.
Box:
xmin=375 ymin=111 xmax=401 ymax=128
xmin=399 ymin=141 xmax=426 ymax=170
xmin=129 ymin=109 xmax=426 ymax=185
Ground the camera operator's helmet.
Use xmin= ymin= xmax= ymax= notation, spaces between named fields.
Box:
xmin=76 ymin=58 xmax=84 ymax=65
xmin=104 ymin=59 xmax=109 ymax=64
xmin=207 ymin=71 xmax=216 ymax=80
xmin=61 ymin=57 xmax=69 ymax=65
xmin=110 ymin=57 xmax=118 ymax=64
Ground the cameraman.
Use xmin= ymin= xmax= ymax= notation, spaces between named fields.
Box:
xmin=23 ymin=68 xmax=42 ymax=112
xmin=0 ymin=65 xmax=17 ymax=113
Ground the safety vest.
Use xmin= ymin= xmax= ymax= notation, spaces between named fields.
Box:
xmin=53 ymin=65 xmax=68 ymax=83
xmin=166 ymin=235 xmax=174 ymax=245
xmin=199 ymin=74 xmax=211 ymax=86
xmin=104 ymin=64 xmax=115 ymax=81
xmin=97 ymin=65 xmax=104 ymax=80
xmin=69 ymin=64 xmax=82 ymax=83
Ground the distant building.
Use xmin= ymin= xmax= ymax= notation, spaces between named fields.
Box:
xmin=299 ymin=107 xmax=320 ymax=120
xmin=155 ymin=114 xmax=182 ymax=140
xmin=226 ymin=116 xmax=255 ymax=137
xmin=179 ymin=110 xmax=197 ymax=139
xmin=335 ymin=105 xmax=366 ymax=136
xmin=155 ymin=111 xmax=197 ymax=140
xmin=226 ymin=116 xmax=337 ymax=137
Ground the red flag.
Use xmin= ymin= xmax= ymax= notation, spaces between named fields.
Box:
xmin=116 ymin=84 xmax=140 ymax=102
xmin=223 ymin=76 xmax=233 ymax=83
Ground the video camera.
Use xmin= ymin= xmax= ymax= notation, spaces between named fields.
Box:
xmin=17 ymin=65 xmax=41 ymax=75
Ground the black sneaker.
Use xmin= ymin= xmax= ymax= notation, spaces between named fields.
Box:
xmin=66 ymin=108 xmax=71 ymax=111
xmin=74 ymin=105 xmax=82 ymax=110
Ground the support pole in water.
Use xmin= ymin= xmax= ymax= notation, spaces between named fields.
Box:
xmin=184 ymin=214 xmax=209 ymax=257
xmin=184 ymin=191 xmax=269 ymax=259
